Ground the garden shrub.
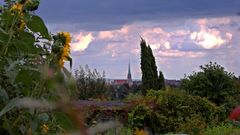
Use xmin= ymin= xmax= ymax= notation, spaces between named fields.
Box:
xmin=204 ymin=123 xmax=240 ymax=135
xmin=128 ymin=90 xmax=220 ymax=134
xmin=181 ymin=62 xmax=240 ymax=119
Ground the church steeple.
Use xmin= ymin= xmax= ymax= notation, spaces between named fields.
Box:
xmin=127 ymin=63 xmax=133 ymax=86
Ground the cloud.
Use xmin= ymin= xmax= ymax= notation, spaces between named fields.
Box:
xmin=98 ymin=25 xmax=129 ymax=40
xmin=190 ymin=31 xmax=227 ymax=49
xmin=157 ymin=50 xmax=205 ymax=58
xmin=71 ymin=32 xmax=94 ymax=52
xmin=190 ymin=18 xmax=233 ymax=49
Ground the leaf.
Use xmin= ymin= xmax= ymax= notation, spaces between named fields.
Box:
xmin=26 ymin=15 xmax=51 ymax=40
xmin=66 ymin=56 xmax=72 ymax=69
xmin=38 ymin=113 xmax=49 ymax=122
xmin=63 ymin=67 xmax=72 ymax=79
xmin=0 ymin=98 xmax=20 ymax=117
xmin=0 ymin=27 xmax=9 ymax=43
xmin=7 ymin=60 xmax=19 ymax=72
xmin=53 ymin=112 xmax=75 ymax=130
xmin=0 ymin=87 xmax=9 ymax=103
xmin=14 ymin=70 xmax=31 ymax=86
xmin=30 ymin=120 xmax=38 ymax=133
xmin=16 ymin=31 xmax=39 ymax=53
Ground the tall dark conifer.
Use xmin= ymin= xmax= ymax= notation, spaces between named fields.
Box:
xmin=140 ymin=38 xmax=159 ymax=94
xmin=148 ymin=46 xmax=158 ymax=90
xmin=140 ymin=39 xmax=150 ymax=94
xmin=158 ymin=71 xmax=166 ymax=90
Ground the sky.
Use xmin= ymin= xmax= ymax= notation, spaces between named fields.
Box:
xmin=36 ymin=0 xmax=240 ymax=79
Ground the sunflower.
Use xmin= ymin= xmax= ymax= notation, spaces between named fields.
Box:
xmin=41 ymin=124 xmax=49 ymax=134
xmin=58 ymin=32 xmax=71 ymax=68
xmin=11 ymin=3 xmax=23 ymax=11
xmin=11 ymin=2 xmax=26 ymax=30
xmin=19 ymin=18 xmax=26 ymax=29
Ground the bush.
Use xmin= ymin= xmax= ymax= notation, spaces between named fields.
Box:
xmin=75 ymin=65 xmax=108 ymax=100
xmin=181 ymin=62 xmax=239 ymax=118
xmin=128 ymin=90 xmax=220 ymax=134
xmin=204 ymin=124 xmax=240 ymax=135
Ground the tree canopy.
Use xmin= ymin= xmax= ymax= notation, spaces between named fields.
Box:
xmin=181 ymin=62 xmax=240 ymax=113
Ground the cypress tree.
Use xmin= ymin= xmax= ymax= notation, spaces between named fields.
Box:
xmin=158 ymin=71 xmax=166 ymax=90
xmin=148 ymin=45 xmax=158 ymax=90
xmin=140 ymin=38 xmax=159 ymax=94
xmin=140 ymin=39 xmax=150 ymax=94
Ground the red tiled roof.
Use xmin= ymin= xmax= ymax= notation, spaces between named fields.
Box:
xmin=114 ymin=80 xmax=127 ymax=85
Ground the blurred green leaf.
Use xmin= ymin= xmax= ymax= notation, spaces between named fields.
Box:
xmin=17 ymin=31 xmax=37 ymax=53
xmin=30 ymin=119 xmax=38 ymax=133
xmin=0 ymin=98 xmax=19 ymax=117
xmin=53 ymin=112 xmax=75 ymax=130
xmin=14 ymin=70 xmax=31 ymax=86
xmin=0 ymin=28 xmax=9 ymax=44
xmin=38 ymin=113 xmax=49 ymax=122
xmin=0 ymin=87 xmax=9 ymax=103
xmin=63 ymin=67 xmax=72 ymax=79
xmin=66 ymin=56 xmax=72 ymax=69
xmin=27 ymin=15 xmax=51 ymax=40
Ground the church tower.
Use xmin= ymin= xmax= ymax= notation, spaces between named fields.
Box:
xmin=127 ymin=63 xmax=133 ymax=86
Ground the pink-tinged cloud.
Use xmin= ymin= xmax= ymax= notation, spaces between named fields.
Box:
xmin=157 ymin=50 xmax=205 ymax=58
xmin=105 ymin=44 xmax=118 ymax=57
xmin=141 ymin=27 xmax=190 ymax=50
xmin=190 ymin=31 xmax=225 ymax=49
xmin=190 ymin=18 xmax=233 ymax=49
xmin=71 ymin=32 xmax=94 ymax=52
xmin=190 ymin=30 xmax=232 ymax=49
xmin=130 ymin=48 xmax=140 ymax=55
xmin=98 ymin=25 xmax=129 ymax=40
xmin=142 ymin=28 xmax=170 ymax=50
xmin=196 ymin=18 xmax=231 ymax=26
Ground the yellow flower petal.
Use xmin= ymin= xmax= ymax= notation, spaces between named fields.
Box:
xmin=57 ymin=32 xmax=72 ymax=68
xmin=11 ymin=3 xmax=23 ymax=11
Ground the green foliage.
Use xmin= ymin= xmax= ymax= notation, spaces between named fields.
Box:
xmin=104 ymin=127 xmax=133 ymax=135
xmin=158 ymin=71 xmax=165 ymax=90
xmin=140 ymin=38 xmax=159 ymax=94
xmin=181 ymin=62 xmax=239 ymax=117
xmin=26 ymin=15 xmax=51 ymax=40
xmin=128 ymin=90 xmax=220 ymax=134
xmin=204 ymin=124 xmax=240 ymax=135
xmin=0 ymin=1 xmax=77 ymax=134
xmin=75 ymin=65 xmax=107 ymax=100
xmin=147 ymin=45 xmax=158 ymax=90
xmin=128 ymin=104 xmax=152 ymax=129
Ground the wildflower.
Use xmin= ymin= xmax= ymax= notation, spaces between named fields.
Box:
xmin=134 ymin=129 xmax=148 ymax=135
xmin=57 ymin=32 xmax=71 ymax=68
xmin=41 ymin=124 xmax=49 ymax=134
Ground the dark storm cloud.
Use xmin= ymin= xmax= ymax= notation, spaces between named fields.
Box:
xmin=37 ymin=0 xmax=240 ymax=31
